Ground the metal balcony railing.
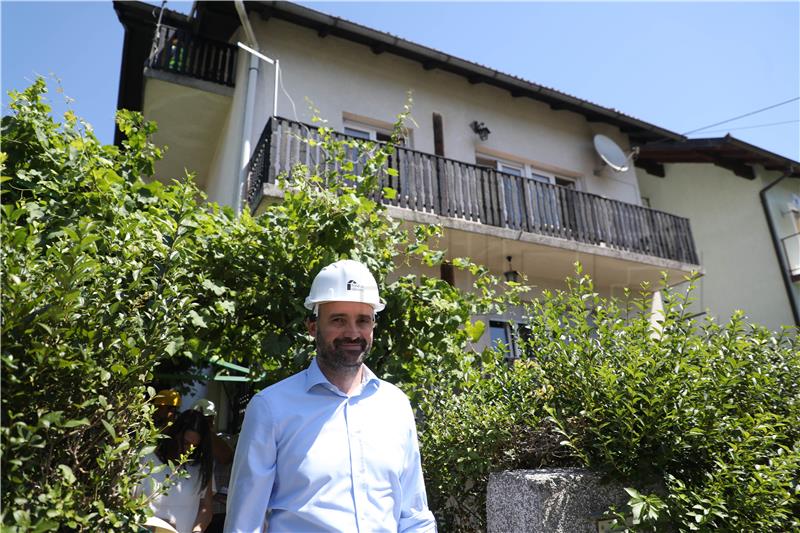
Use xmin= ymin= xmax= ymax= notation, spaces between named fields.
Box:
xmin=146 ymin=25 xmax=237 ymax=87
xmin=246 ymin=117 xmax=699 ymax=265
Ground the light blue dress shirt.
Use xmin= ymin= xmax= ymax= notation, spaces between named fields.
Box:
xmin=224 ymin=358 xmax=436 ymax=533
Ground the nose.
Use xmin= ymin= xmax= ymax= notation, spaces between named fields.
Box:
xmin=343 ymin=319 xmax=361 ymax=339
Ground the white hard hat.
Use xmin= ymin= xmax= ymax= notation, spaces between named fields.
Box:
xmin=304 ymin=259 xmax=385 ymax=313
xmin=190 ymin=398 xmax=216 ymax=417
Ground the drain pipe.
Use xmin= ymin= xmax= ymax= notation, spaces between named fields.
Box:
xmin=760 ymin=172 xmax=800 ymax=326
xmin=233 ymin=0 xmax=260 ymax=216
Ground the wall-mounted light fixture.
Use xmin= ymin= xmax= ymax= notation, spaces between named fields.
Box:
xmin=470 ymin=120 xmax=491 ymax=141
xmin=504 ymin=255 xmax=519 ymax=283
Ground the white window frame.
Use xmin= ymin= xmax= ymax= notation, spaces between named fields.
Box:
xmin=342 ymin=115 xmax=411 ymax=147
xmin=478 ymin=155 xmax=578 ymax=228
xmin=479 ymin=154 xmax=578 ymax=190
xmin=343 ymin=125 xmax=375 ymax=140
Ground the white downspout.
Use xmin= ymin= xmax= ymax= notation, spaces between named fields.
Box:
xmin=234 ymin=0 xmax=259 ymax=216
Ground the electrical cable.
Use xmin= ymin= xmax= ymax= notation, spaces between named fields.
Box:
xmin=274 ymin=63 xmax=323 ymax=168
xmin=681 ymin=96 xmax=799 ymax=136
xmin=148 ymin=0 xmax=168 ymax=64
xmin=277 ymin=63 xmax=299 ymax=123
xmin=695 ymin=119 xmax=800 ymax=135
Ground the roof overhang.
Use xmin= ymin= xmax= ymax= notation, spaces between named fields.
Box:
xmin=115 ymin=1 xmax=685 ymax=147
xmin=232 ymin=1 xmax=685 ymax=146
xmin=635 ymin=135 xmax=800 ymax=180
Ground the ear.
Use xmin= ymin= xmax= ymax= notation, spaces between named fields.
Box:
xmin=305 ymin=317 xmax=317 ymax=337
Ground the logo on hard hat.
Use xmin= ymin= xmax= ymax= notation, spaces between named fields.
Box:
xmin=346 ymin=279 xmax=365 ymax=291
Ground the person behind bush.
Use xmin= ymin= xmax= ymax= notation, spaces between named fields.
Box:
xmin=189 ymin=399 xmax=234 ymax=533
xmin=138 ymin=409 xmax=215 ymax=533
xmin=153 ymin=389 xmax=181 ymax=429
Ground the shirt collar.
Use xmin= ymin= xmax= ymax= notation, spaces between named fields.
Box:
xmin=305 ymin=357 xmax=380 ymax=394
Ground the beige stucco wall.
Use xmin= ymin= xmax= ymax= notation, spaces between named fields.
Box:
xmin=206 ymin=15 xmax=643 ymax=211
xmin=142 ymin=76 xmax=232 ymax=191
xmin=206 ymin=27 xmax=250 ymax=207
xmin=638 ymin=163 xmax=797 ymax=330
xmin=196 ymin=12 xmax=702 ymax=350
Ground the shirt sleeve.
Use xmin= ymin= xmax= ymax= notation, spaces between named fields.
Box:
xmin=398 ymin=407 xmax=437 ymax=533
xmin=224 ymin=395 xmax=276 ymax=533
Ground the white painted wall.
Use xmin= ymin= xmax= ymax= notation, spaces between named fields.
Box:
xmin=638 ymin=163 xmax=797 ymax=330
xmin=206 ymin=15 xmax=643 ymax=209
xmin=142 ymin=77 xmax=232 ymax=191
xmin=206 ymin=28 xmax=250 ymax=207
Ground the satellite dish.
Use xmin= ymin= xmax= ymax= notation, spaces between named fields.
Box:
xmin=593 ymin=134 xmax=631 ymax=172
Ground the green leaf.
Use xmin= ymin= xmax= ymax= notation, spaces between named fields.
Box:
xmin=189 ymin=310 xmax=207 ymax=328
xmin=202 ymin=279 xmax=226 ymax=296
xmin=57 ymin=464 xmax=76 ymax=484
xmin=464 ymin=319 xmax=486 ymax=343
xmin=63 ymin=418 xmax=89 ymax=428
xmin=100 ymin=419 xmax=116 ymax=440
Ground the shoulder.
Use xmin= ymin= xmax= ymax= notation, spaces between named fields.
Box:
xmin=141 ymin=451 xmax=161 ymax=463
xmin=245 ymin=369 xmax=308 ymax=418
xmin=252 ymin=369 xmax=306 ymax=401
xmin=374 ymin=379 xmax=413 ymax=408
xmin=140 ymin=451 xmax=164 ymax=472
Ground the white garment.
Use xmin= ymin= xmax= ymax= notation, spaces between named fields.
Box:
xmin=138 ymin=452 xmax=205 ymax=533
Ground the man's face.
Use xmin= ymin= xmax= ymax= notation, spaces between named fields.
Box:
xmin=307 ymin=301 xmax=375 ymax=370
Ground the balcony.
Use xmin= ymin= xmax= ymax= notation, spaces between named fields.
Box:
xmin=146 ymin=25 xmax=237 ymax=87
xmin=246 ymin=117 xmax=699 ymax=266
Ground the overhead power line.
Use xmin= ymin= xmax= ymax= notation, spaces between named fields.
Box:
xmin=698 ymin=119 xmax=800 ymax=135
xmin=682 ymin=96 xmax=800 ymax=136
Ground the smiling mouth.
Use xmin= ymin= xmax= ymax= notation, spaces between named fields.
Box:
xmin=335 ymin=339 xmax=367 ymax=352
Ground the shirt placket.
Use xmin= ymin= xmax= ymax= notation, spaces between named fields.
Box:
xmin=345 ymin=393 xmax=367 ymax=532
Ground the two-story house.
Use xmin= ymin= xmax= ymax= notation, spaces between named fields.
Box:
xmin=114 ymin=0 xmax=706 ymax=369
xmin=115 ymin=0 xmax=800 ymax=433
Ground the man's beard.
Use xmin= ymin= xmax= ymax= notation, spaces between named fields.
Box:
xmin=316 ymin=334 xmax=371 ymax=370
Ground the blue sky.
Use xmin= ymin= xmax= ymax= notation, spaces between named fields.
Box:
xmin=2 ymin=1 xmax=798 ymax=161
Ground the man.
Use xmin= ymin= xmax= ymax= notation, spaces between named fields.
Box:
xmin=224 ymin=259 xmax=436 ymax=532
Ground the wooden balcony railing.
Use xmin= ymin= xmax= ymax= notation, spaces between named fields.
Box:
xmin=146 ymin=25 xmax=237 ymax=87
xmin=246 ymin=117 xmax=699 ymax=265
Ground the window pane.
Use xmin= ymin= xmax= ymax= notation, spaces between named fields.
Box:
xmin=489 ymin=321 xmax=510 ymax=351
xmin=555 ymin=176 xmax=575 ymax=188
xmin=530 ymin=172 xmax=552 ymax=184
xmin=500 ymin=164 xmax=523 ymax=176
xmin=344 ymin=127 xmax=371 ymax=140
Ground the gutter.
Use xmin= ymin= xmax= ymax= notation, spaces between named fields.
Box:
xmin=760 ymin=174 xmax=800 ymax=326
xmin=233 ymin=0 xmax=260 ymax=216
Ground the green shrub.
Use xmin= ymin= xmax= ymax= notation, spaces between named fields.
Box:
xmin=1 ymin=80 xmax=514 ymax=530
xmin=419 ymin=270 xmax=799 ymax=532
xmin=1 ymin=79 xmax=206 ymax=530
